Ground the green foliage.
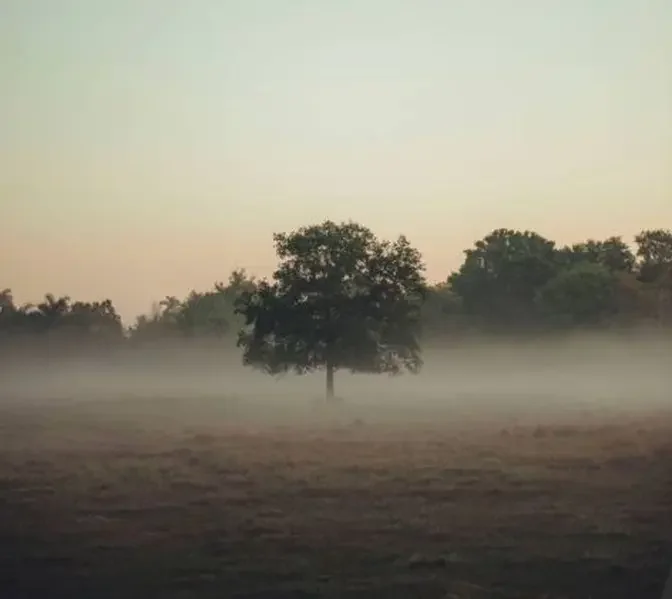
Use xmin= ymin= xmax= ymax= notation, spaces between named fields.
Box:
xmin=635 ymin=229 xmax=672 ymax=283
xmin=0 ymin=290 xmax=123 ymax=347
xmin=561 ymin=236 xmax=635 ymax=272
xmin=635 ymin=229 xmax=672 ymax=325
xmin=536 ymin=262 xmax=618 ymax=326
xmin=235 ymin=221 xmax=427 ymax=396
xmin=129 ymin=269 xmax=257 ymax=343
xmin=448 ymin=229 xmax=559 ymax=328
xmin=420 ymin=283 xmax=466 ymax=338
xmin=2 ymin=224 xmax=671 ymax=379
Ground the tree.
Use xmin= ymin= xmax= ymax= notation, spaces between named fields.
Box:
xmin=235 ymin=220 xmax=427 ymax=400
xmin=0 ymin=289 xmax=21 ymax=341
xmin=179 ymin=270 xmax=256 ymax=338
xmin=128 ymin=270 xmax=257 ymax=342
xmin=562 ymin=236 xmax=635 ymax=272
xmin=32 ymin=294 xmax=72 ymax=333
xmin=420 ymin=282 xmax=467 ymax=340
xmin=536 ymin=262 xmax=618 ymax=327
xmin=67 ymin=299 xmax=124 ymax=340
xmin=0 ymin=290 xmax=123 ymax=366
xmin=635 ymin=229 xmax=672 ymax=326
xmin=448 ymin=229 xmax=559 ymax=329
xmin=635 ymin=229 xmax=672 ymax=278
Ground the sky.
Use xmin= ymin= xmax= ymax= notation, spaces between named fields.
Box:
xmin=2 ymin=0 xmax=671 ymax=321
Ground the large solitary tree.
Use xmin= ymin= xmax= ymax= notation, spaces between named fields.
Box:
xmin=235 ymin=220 xmax=427 ymax=400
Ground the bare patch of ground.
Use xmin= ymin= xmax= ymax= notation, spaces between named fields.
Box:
xmin=0 ymin=399 xmax=670 ymax=598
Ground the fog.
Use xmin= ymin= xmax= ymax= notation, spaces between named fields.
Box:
xmin=1 ymin=331 xmax=669 ymax=425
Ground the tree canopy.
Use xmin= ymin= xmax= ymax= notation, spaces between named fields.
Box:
xmin=448 ymin=229 xmax=559 ymax=329
xmin=235 ymin=221 xmax=427 ymax=399
xmin=2 ymin=224 xmax=671 ymax=396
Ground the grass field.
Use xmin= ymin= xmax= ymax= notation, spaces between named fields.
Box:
xmin=1 ymin=397 xmax=671 ymax=598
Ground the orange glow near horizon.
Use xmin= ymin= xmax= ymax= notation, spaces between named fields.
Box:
xmin=2 ymin=1 xmax=670 ymax=322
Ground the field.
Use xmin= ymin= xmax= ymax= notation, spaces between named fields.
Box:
xmin=1 ymin=396 xmax=671 ymax=599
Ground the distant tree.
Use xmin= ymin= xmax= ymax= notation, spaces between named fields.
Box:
xmin=224 ymin=269 xmax=257 ymax=298
xmin=561 ymin=236 xmax=635 ymax=272
xmin=605 ymin=271 xmax=651 ymax=326
xmin=448 ymin=229 xmax=559 ymax=329
xmin=235 ymin=220 xmax=427 ymax=400
xmin=0 ymin=288 xmax=20 ymax=339
xmin=0 ymin=290 xmax=123 ymax=361
xmin=158 ymin=296 xmax=183 ymax=331
xmin=179 ymin=271 xmax=256 ymax=338
xmin=536 ymin=262 xmax=618 ymax=327
xmin=635 ymin=229 xmax=672 ymax=282
xmin=0 ymin=289 xmax=14 ymax=312
xmin=178 ymin=290 xmax=231 ymax=337
xmin=129 ymin=302 xmax=171 ymax=342
xmin=420 ymin=282 xmax=467 ymax=339
xmin=635 ymin=229 xmax=672 ymax=325
xmin=26 ymin=294 xmax=123 ymax=340
xmin=129 ymin=270 xmax=257 ymax=342
xmin=67 ymin=299 xmax=124 ymax=340
xmin=33 ymin=294 xmax=72 ymax=334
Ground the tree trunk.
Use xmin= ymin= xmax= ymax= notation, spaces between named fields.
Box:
xmin=326 ymin=361 xmax=335 ymax=401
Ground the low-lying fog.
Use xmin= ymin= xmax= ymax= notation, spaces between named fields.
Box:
xmin=1 ymin=333 xmax=670 ymax=421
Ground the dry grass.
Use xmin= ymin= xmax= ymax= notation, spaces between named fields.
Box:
xmin=1 ymin=398 xmax=671 ymax=598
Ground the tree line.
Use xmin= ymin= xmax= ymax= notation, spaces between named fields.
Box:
xmin=1 ymin=223 xmax=670 ymax=398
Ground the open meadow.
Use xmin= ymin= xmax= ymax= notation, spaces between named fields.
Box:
xmin=1 ymin=392 xmax=671 ymax=599
xmin=5 ymin=2 xmax=672 ymax=596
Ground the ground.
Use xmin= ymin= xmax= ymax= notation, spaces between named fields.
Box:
xmin=0 ymin=397 xmax=670 ymax=598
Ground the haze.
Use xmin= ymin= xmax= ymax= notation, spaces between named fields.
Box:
xmin=3 ymin=335 xmax=670 ymax=429
xmin=2 ymin=0 xmax=671 ymax=321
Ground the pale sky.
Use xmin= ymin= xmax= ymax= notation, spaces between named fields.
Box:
xmin=2 ymin=0 xmax=671 ymax=321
